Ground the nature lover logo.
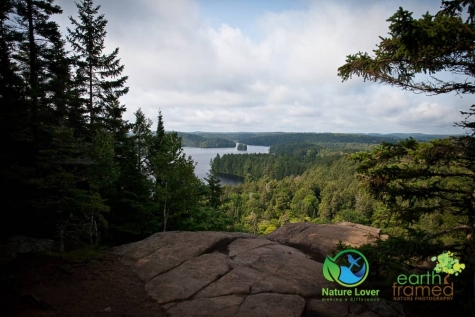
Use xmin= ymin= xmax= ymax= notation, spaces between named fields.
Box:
xmin=321 ymin=249 xmax=380 ymax=302
xmin=323 ymin=249 xmax=369 ymax=287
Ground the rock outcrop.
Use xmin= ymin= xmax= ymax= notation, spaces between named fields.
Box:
xmin=0 ymin=235 xmax=60 ymax=265
xmin=112 ymin=222 xmax=403 ymax=317
xmin=265 ymin=221 xmax=387 ymax=262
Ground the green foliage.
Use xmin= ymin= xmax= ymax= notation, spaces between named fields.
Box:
xmin=338 ymin=0 xmax=475 ymax=301
xmin=220 ymin=155 xmax=379 ymax=233
xmin=338 ymin=4 xmax=475 ymax=95
xmin=350 ymin=138 xmax=474 ymax=225
xmin=204 ymin=171 xmax=223 ymax=209
xmin=212 ymin=148 xmax=350 ymax=181
xmin=176 ymin=206 xmax=232 ymax=232
xmin=68 ymin=0 xmax=128 ymax=128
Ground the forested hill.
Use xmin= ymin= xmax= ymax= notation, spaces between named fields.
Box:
xmin=178 ymin=132 xmax=456 ymax=148
xmin=237 ymin=133 xmax=397 ymax=146
xmin=368 ymin=133 xmax=458 ymax=141
xmin=178 ymin=132 xmax=236 ymax=148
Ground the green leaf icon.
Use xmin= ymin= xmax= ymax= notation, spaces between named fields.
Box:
xmin=323 ymin=256 xmax=341 ymax=282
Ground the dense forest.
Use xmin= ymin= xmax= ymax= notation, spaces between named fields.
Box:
xmin=211 ymin=142 xmax=356 ymax=180
xmin=0 ymin=0 xmax=229 ymax=249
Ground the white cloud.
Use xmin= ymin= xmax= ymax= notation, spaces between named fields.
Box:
xmin=54 ymin=0 xmax=468 ymax=134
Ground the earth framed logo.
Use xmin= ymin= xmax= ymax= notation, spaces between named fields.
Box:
xmin=323 ymin=249 xmax=369 ymax=287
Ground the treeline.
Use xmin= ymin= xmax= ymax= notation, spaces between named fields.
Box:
xmin=211 ymin=142 xmax=371 ymax=180
xmin=178 ymin=132 xmax=236 ymax=148
xmin=0 ymin=0 xmax=228 ymax=249
xmin=237 ymin=133 xmax=399 ymax=146
xmin=369 ymin=133 xmax=459 ymax=141
xmin=178 ymin=131 xmax=454 ymax=148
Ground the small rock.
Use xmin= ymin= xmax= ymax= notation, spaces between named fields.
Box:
xmin=103 ymin=307 xmax=112 ymax=312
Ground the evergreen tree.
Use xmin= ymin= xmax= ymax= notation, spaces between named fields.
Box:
xmin=106 ymin=109 xmax=156 ymax=243
xmin=147 ymin=111 xmax=201 ymax=231
xmin=12 ymin=0 xmax=63 ymax=147
xmin=0 ymin=0 xmax=29 ymax=238
xmin=67 ymin=0 xmax=128 ymax=129
xmin=3 ymin=0 xmax=92 ymax=241
xmin=338 ymin=0 xmax=475 ymax=240
xmin=338 ymin=0 xmax=475 ymax=302
xmin=204 ymin=170 xmax=223 ymax=209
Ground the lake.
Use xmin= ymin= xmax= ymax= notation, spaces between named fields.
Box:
xmin=182 ymin=145 xmax=270 ymax=185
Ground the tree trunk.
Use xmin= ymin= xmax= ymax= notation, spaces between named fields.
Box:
xmin=163 ymin=201 xmax=167 ymax=232
xmin=89 ymin=64 xmax=93 ymax=126
xmin=90 ymin=212 xmax=94 ymax=245
xmin=163 ymin=182 xmax=168 ymax=232
xmin=26 ymin=0 xmax=38 ymax=147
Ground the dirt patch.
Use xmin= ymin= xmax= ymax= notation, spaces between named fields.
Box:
xmin=1 ymin=251 xmax=168 ymax=317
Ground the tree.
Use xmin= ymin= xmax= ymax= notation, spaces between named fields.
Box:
xmin=145 ymin=111 xmax=202 ymax=231
xmin=12 ymin=0 xmax=63 ymax=146
xmin=132 ymin=108 xmax=152 ymax=175
xmin=338 ymin=0 xmax=475 ymax=234
xmin=105 ymin=110 xmax=156 ymax=243
xmin=67 ymin=0 xmax=128 ymax=129
xmin=350 ymin=138 xmax=474 ymax=234
xmin=204 ymin=170 xmax=223 ymax=209
xmin=0 ymin=1 xmax=29 ymax=238
xmin=338 ymin=2 xmax=475 ymax=96
xmin=338 ymin=0 xmax=475 ymax=302
xmin=1 ymin=0 xmax=98 ymax=243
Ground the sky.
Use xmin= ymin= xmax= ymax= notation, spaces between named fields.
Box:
xmin=52 ymin=0 xmax=472 ymax=134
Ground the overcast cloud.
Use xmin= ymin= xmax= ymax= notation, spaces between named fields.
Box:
xmin=53 ymin=0 xmax=471 ymax=134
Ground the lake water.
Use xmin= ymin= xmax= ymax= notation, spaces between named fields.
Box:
xmin=182 ymin=145 xmax=270 ymax=185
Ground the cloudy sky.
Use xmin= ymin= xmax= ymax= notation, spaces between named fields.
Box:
xmin=52 ymin=0 xmax=471 ymax=134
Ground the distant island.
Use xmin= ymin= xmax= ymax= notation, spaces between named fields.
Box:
xmin=237 ymin=143 xmax=247 ymax=151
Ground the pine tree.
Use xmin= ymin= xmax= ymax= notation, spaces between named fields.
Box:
xmin=12 ymin=0 xmax=63 ymax=147
xmin=4 ymin=0 xmax=90 ymax=240
xmin=204 ymin=170 xmax=223 ymax=209
xmin=338 ymin=0 xmax=475 ymax=302
xmin=147 ymin=111 xmax=201 ymax=231
xmin=0 ymin=0 xmax=30 ymax=238
xmin=67 ymin=0 xmax=128 ymax=129
xmin=106 ymin=108 xmax=158 ymax=242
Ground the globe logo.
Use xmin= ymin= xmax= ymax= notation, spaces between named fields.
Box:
xmin=323 ymin=249 xmax=369 ymax=287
